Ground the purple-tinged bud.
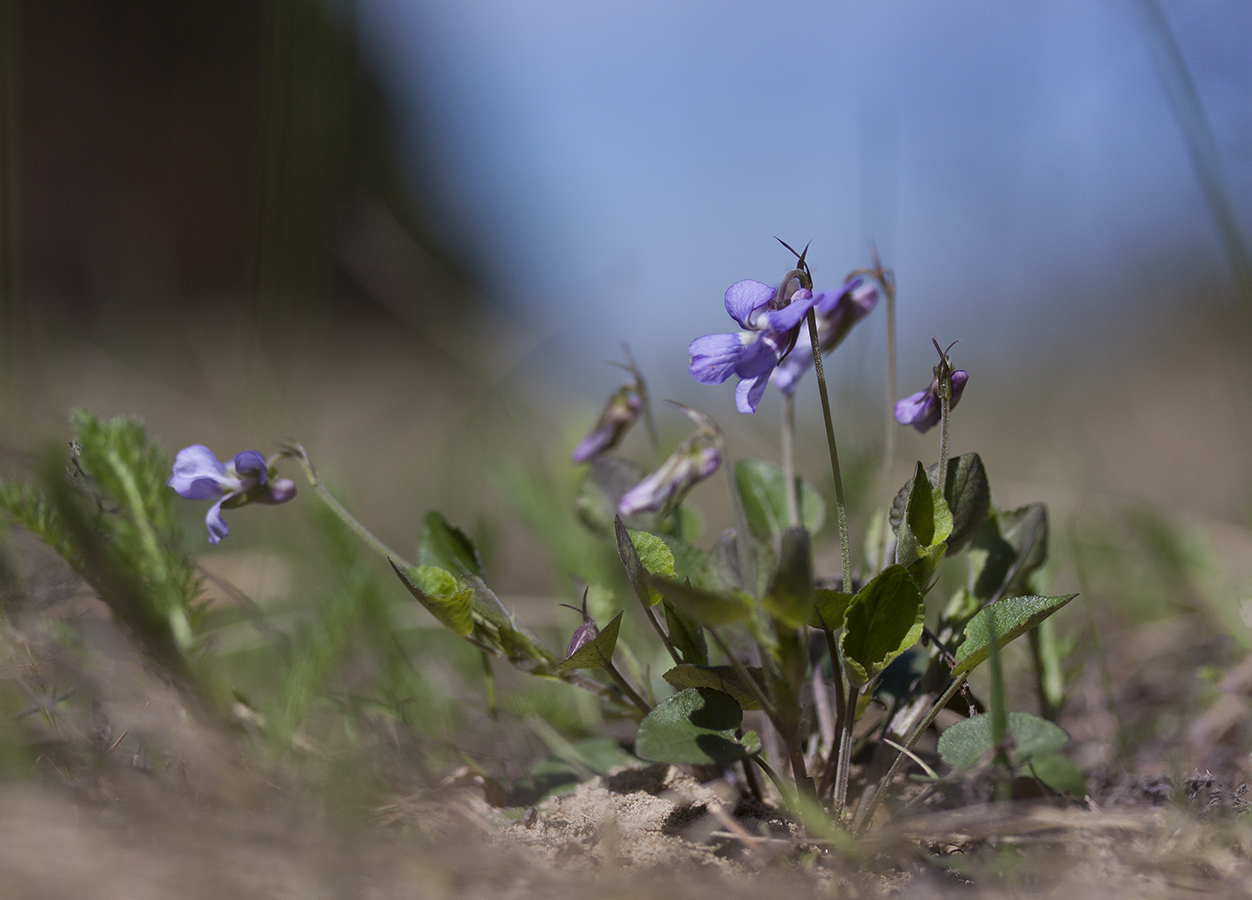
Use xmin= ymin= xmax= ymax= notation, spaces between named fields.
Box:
xmin=571 ymin=384 xmax=644 ymax=464
xmin=618 ymin=442 xmax=721 ymax=517
xmin=561 ymin=593 xmax=599 ymax=659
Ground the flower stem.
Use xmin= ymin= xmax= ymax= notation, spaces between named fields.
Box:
xmin=878 ymin=256 xmax=898 ymax=571
xmin=719 ymin=443 xmax=757 ymax=596
xmin=782 ymin=392 xmax=800 ymax=528
xmin=805 ymin=310 xmax=852 ymax=593
xmin=279 ymin=442 xmax=413 ymax=568
xmin=854 ymin=672 xmax=968 ymax=834
xmin=603 ymin=659 xmax=653 ymax=718
xmin=938 ymin=390 xmax=951 ymax=498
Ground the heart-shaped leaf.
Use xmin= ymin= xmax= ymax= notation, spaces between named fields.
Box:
xmin=968 ymin=503 xmax=1049 ymax=602
xmin=810 ymin=587 xmax=853 ymax=630
xmin=663 ymin=600 xmax=708 ymax=666
xmin=890 ymin=453 xmax=989 ymax=554
xmin=635 ymin=688 xmax=762 ymax=764
xmin=938 ymin=711 xmax=1070 ymax=771
xmin=662 ymin=665 xmax=765 ymax=710
xmin=895 ymin=463 xmax=952 ymax=582
xmin=840 ymin=565 xmax=925 ymax=687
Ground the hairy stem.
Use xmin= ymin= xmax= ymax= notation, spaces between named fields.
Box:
xmin=806 ymin=310 xmax=852 ymax=593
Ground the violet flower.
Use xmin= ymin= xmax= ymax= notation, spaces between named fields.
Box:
xmin=168 ymin=444 xmax=296 ymax=544
xmin=571 ymin=382 xmax=643 ymax=464
xmin=772 ymin=276 xmax=879 ymax=395
xmin=688 ymin=277 xmax=821 ymax=414
xmin=894 ymin=369 xmax=969 ymax=433
xmin=618 ymin=438 xmax=721 ymax=517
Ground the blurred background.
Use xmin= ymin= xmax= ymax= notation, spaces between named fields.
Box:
xmin=1 ymin=0 xmax=1251 ymax=762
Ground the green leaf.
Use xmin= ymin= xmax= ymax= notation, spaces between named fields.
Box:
xmin=951 ymin=593 xmax=1078 ymax=675
xmin=390 ymin=560 xmax=474 ymax=636
xmin=662 ymin=665 xmax=765 ymax=710
xmin=938 ymin=711 xmax=1070 ymax=771
xmin=659 ymin=534 xmax=707 ymax=583
xmin=1028 ymin=754 xmax=1087 ymax=796
xmin=840 ymin=565 xmax=925 ymax=688
xmin=763 ymin=526 xmax=815 ymax=628
xmin=558 ymin=611 xmax=623 ymax=671
xmin=894 ymin=463 xmax=952 ymax=584
xmin=644 ymin=574 xmax=752 ymax=626
xmin=889 ymin=453 xmax=989 ymax=554
xmin=631 ymin=529 xmax=676 ymax=578
xmin=635 ymin=688 xmax=762 ymax=764
xmin=968 ymin=503 xmax=1049 ymax=602
xmin=699 ymin=528 xmax=774 ymax=596
xmin=810 ymin=587 xmax=853 ymax=630
xmin=735 ymin=459 xmax=826 ymax=544
xmin=615 ymin=516 xmax=659 ymax=608
xmin=418 ymin=512 xmax=486 ymax=580
xmin=663 ymin=599 xmax=708 ymax=666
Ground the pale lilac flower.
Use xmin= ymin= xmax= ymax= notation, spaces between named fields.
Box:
xmin=772 ymin=276 xmax=879 ymax=395
xmin=894 ymin=369 xmax=969 ymax=433
xmin=168 ymin=444 xmax=296 ymax=544
xmin=689 ymin=278 xmax=820 ymax=414
xmin=618 ymin=440 xmax=721 ymax=517
xmin=571 ymin=383 xmax=643 ymax=464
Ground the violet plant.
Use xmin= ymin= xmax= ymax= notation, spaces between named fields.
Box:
xmin=0 ymin=247 xmax=1081 ymax=832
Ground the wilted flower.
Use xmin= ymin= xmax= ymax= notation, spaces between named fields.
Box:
xmin=894 ymin=346 xmax=969 ymax=433
xmin=571 ymin=382 xmax=643 ymax=464
xmin=689 ymin=276 xmax=821 ymax=414
xmin=168 ymin=444 xmax=296 ymax=544
xmin=772 ymin=276 xmax=879 ymax=395
xmin=618 ymin=436 xmax=721 ymax=517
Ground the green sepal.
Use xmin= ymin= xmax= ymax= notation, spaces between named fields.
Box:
xmin=840 ymin=564 xmax=925 ymax=688
xmin=390 ymin=560 xmax=474 ymax=636
xmin=635 ymin=688 xmax=761 ymax=765
xmin=558 ymin=611 xmax=623 ymax=671
xmin=951 ymin=593 xmax=1078 ymax=675
xmin=661 ymin=664 xmax=765 ymax=710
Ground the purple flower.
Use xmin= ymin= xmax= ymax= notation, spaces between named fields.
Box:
xmin=168 ymin=444 xmax=296 ymax=544
xmin=689 ymin=278 xmax=821 ymax=414
xmin=772 ymin=276 xmax=879 ymax=395
xmin=618 ymin=440 xmax=721 ymax=517
xmin=894 ymin=369 xmax=969 ymax=433
xmin=571 ymin=383 xmax=643 ymax=464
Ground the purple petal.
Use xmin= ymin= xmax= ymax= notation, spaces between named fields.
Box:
xmin=894 ymin=390 xmax=936 ymax=430
xmin=617 ymin=469 xmax=669 ymax=516
xmin=205 ymin=498 xmax=230 ymax=544
xmin=754 ymin=288 xmax=817 ymax=334
xmin=689 ymin=332 xmax=752 ymax=385
xmin=232 ymin=451 xmax=267 ymax=486
xmin=723 ymin=280 xmax=776 ymax=329
xmin=949 ymin=370 xmax=969 ymax=407
xmin=696 ymin=447 xmax=721 ymax=479
xmin=257 ymin=478 xmax=297 ymax=505
xmin=571 ymin=427 xmax=615 ymax=464
xmin=735 ymin=374 xmax=770 ymax=414
xmin=168 ymin=445 xmax=231 ymax=499
xmin=772 ymin=350 xmax=810 ymax=396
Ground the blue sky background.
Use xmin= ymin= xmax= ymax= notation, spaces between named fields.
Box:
xmin=356 ymin=1 xmax=1251 ymax=400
